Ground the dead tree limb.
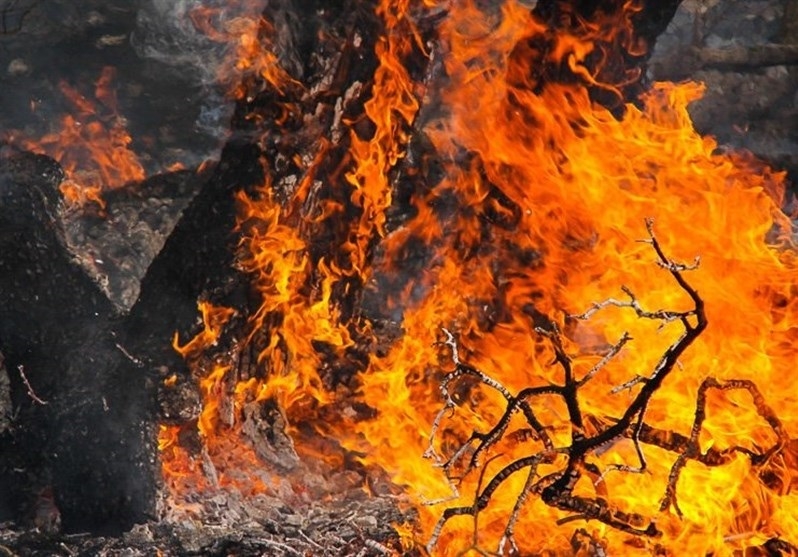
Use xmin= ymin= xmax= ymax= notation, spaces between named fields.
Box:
xmin=657 ymin=44 xmax=798 ymax=80
xmin=426 ymin=220 xmax=790 ymax=554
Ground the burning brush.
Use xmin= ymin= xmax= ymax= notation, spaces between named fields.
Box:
xmin=424 ymin=220 xmax=793 ymax=554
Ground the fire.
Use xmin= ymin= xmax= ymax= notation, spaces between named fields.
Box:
xmin=188 ymin=0 xmax=297 ymax=100
xmin=172 ymin=301 xmax=236 ymax=359
xmin=162 ymin=300 xmax=275 ymax=502
xmin=345 ymin=0 xmax=422 ymax=265
xmin=4 ymin=66 xmax=145 ymax=208
xmin=161 ymin=0 xmax=797 ymax=555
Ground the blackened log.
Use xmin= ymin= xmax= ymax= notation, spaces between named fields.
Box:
xmin=0 ymin=152 xmax=156 ymax=533
xmin=121 ymin=141 xmax=263 ymax=366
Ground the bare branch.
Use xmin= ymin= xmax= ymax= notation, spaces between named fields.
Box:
xmin=577 ymin=332 xmax=632 ymax=387
xmin=424 ymin=221 xmax=787 ymax=550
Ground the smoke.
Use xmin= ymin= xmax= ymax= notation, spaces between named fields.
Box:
xmin=134 ymin=1 xmax=224 ymax=83
xmin=131 ymin=0 xmax=267 ymax=139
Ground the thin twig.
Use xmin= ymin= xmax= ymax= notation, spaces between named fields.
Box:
xmin=17 ymin=365 xmax=47 ymax=405
xmin=259 ymin=538 xmax=303 ymax=556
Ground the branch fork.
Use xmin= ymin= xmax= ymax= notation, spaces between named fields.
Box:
xmin=425 ymin=221 xmax=790 ymax=554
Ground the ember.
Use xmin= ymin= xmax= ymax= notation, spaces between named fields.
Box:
xmin=1 ymin=0 xmax=797 ymax=555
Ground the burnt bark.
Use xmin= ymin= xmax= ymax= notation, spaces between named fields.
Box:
xmin=0 ymin=151 xmax=156 ymax=532
xmin=122 ymin=141 xmax=262 ymax=367
xmin=0 ymin=142 xmax=267 ymax=533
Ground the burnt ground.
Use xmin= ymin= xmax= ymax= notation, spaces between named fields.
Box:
xmin=0 ymin=496 xmax=409 ymax=556
xmin=0 ymin=0 xmax=797 ymax=555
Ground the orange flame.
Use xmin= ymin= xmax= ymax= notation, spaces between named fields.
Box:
xmin=345 ymin=0 xmax=422 ymax=270
xmin=161 ymin=1 xmax=798 ymax=554
xmin=343 ymin=2 xmax=798 ymax=554
xmin=172 ymin=301 xmax=236 ymax=359
xmin=161 ymin=181 xmax=349 ymax=499
xmin=161 ymin=299 xmax=276 ymax=500
xmin=4 ymin=66 xmax=145 ymax=208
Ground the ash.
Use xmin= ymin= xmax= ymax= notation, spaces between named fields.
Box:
xmin=0 ymin=493 xmax=409 ymax=555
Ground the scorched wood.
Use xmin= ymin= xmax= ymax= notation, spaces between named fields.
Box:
xmin=0 ymin=151 xmax=156 ymax=533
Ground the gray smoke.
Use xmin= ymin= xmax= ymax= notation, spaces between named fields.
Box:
xmin=132 ymin=0 xmax=267 ymax=137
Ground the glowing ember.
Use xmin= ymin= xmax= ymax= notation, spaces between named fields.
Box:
xmin=160 ymin=0 xmax=797 ymax=554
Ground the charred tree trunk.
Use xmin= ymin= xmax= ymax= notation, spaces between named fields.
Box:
xmin=0 ymin=145 xmax=265 ymax=533
xmin=0 ymin=152 xmax=155 ymax=532
xmin=0 ymin=0 xmax=387 ymax=532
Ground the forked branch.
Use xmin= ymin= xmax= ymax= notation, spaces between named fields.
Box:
xmin=426 ymin=221 xmax=789 ymax=554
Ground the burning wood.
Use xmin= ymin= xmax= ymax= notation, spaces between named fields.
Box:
xmin=424 ymin=221 xmax=793 ymax=554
